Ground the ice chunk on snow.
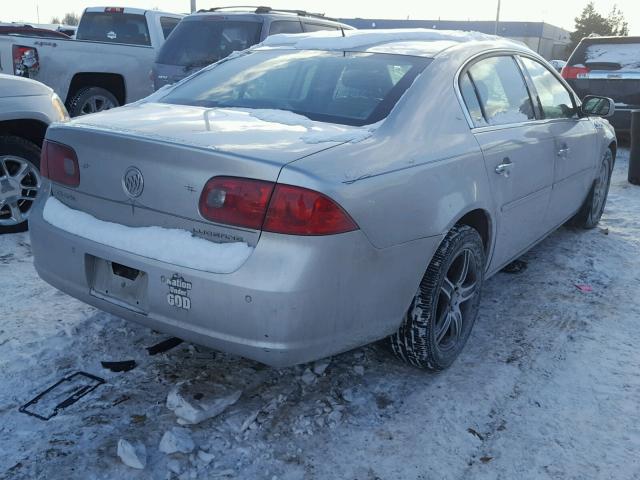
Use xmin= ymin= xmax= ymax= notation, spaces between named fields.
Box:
xmin=159 ymin=427 xmax=196 ymax=454
xmin=313 ymin=360 xmax=330 ymax=376
xmin=197 ymin=450 xmax=215 ymax=465
xmin=117 ymin=439 xmax=146 ymax=469
xmin=301 ymin=368 xmax=316 ymax=385
xmin=42 ymin=197 xmax=252 ymax=274
xmin=167 ymin=382 xmax=242 ymax=425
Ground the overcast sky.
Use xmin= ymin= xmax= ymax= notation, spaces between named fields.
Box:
xmin=3 ymin=0 xmax=639 ymax=34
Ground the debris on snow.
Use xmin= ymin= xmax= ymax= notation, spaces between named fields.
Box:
xmin=575 ymin=284 xmax=594 ymax=293
xmin=147 ymin=337 xmax=184 ymax=356
xmin=167 ymin=382 xmax=242 ymax=425
xmin=101 ymin=360 xmax=136 ymax=372
xmin=159 ymin=427 xmax=196 ymax=454
xmin=117 ymin=439 xmax=147 ymax=470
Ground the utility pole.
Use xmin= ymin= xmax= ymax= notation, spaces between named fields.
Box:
xmin=494 ymin=0 xmax=501 ymax=35
xmin=190 ymin=0 xmax=196 ymax=13
xmin=36 ymin=4 xmax=40 ymax=23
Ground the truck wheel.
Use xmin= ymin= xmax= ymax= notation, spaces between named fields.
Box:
xmin=67 ymin=87 xmax=119 ymax=117
xmin=0 ymin=136 xmax=42 ymax=234
xmin=569 ymin=149 xmax=613 ymax=229
xmin=388 ymin=225 xmax=485 ymax=370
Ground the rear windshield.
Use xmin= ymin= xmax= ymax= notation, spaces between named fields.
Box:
xmin=76 ymin=12 xmax=150 ymax=45
xmin=156 ymin=19 xmax=262 ymax=68
xmin=584 ymin=42 xmax=640 ymax=70
xmin=161 ymin=50 xmax=430 ymax=126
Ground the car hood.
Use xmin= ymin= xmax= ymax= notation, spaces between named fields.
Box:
xmin=0 ymin=74 xmax=52 ymax=98
xmin=65 ymin=102 xmax=374 ymax=164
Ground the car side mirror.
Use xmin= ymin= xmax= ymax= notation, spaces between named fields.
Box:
xmin=581 ymin=95 xmax=615 ymax=118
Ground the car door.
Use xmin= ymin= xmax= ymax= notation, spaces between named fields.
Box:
xmin=459 ymin=55 xmax=557 ymax=271
xmin=519 ymin=56 xmax=598 ymax=226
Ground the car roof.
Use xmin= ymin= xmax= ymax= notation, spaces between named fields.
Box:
xmin=578 ymin=35 xmax=640 ymax=44
xmin=83 ymin=7 xmax=181 ymax=17
xmin=257 ymin=28 xmax=529 ymax=58
xmin=187 ymin=7 xmax=352 ymax=28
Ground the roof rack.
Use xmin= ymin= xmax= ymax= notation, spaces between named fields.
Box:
xmin=196 ymin=5 xmax=336 ymax=22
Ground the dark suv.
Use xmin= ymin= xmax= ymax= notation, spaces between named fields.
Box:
xmin=562 ymin=36 xmax=640 ymax=134
xmin=152 ymin=6 xmax=353 ymax=91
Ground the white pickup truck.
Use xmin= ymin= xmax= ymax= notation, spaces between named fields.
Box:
xmin=0 ymin=7 xmax=183 ymax=116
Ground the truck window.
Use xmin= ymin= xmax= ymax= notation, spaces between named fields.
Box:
xmin=156 ymin=20 xmax=262 ymax=68
xmin=160 ymin=17 xmax=181 ymax=39
xmin=269 ymin=21 xmax=303 ymax=35
xmin=76 ymin=12 xmax=151 ymax=46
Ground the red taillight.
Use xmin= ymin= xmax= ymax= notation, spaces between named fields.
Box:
xmin=104 ymin=7 xmax=125 ymax=13
xmin=199 ymin=177 xmax=274 ymax=230
xmin=198 ymin=177 xmax=358 ymax=235
xmin=561 ymin=65 xmax=590 ymax=80
xmin=264 ymin=184 xmax=357 ymax=236
xmin=12 ymin=45 xmax=39 ymax=77
xmin=41 ymin=140 xmax=80 ymax=187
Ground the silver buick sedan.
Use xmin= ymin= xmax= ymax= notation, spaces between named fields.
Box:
xmin=30 ymin=30 xmax=616 ymax=369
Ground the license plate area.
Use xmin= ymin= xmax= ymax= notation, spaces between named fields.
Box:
xmin=87 ymin=255 xmax=149 ymax=314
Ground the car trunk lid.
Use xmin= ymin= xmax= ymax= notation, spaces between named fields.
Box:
xmin=45 ymin=102 xmax=347 ymax=246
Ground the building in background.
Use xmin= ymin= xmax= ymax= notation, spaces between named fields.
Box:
xmin=340 ymin=19 xmax=571 ymax=60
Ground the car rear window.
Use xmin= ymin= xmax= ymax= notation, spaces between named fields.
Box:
xmin=76 ymin=12 xmax=150 ymax=45
xmin=156 ymin=19 xmax=262 ymax=68
xmin=584 ymin=42 xmax=640 ymax=70
xmin=161 ymin=50 xmax=430 ymax=126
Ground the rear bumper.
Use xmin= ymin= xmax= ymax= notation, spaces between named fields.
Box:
xmin=30 ymin=192 xmax=442 ymax=366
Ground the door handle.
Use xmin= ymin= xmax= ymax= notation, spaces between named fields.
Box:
xmin=495 ymin=158 xmax=513 ymax=177
xmin=557 ymin=146 xmax=570 ymax=157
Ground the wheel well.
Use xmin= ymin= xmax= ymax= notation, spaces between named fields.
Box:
xmin=456 ymin=209 xmax=491 ymax=254
xmin=0 ymin=119 xmax=47 ymax=147
xmin=66 ymin=73 xmax=126 ymax=105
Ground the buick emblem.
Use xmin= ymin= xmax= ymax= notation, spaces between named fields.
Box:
xmin=122 ymin=167 xmax=144 ymax=198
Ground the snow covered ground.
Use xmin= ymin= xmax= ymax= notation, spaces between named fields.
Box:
xmin=1 ymin=148 xmax=639 ymax=480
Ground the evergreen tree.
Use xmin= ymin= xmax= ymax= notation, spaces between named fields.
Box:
xmin=569 ymin=2 xmax=628 ymax=52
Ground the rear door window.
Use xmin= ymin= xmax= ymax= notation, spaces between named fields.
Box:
xmin=269 ymin=21 xmax=303 ymax=35
xmin=76 ymin=12 xmax=151 ymax=45
xmin=303 ymin=23 xmax=340 ymax=32
xmin=156 ymin=20 xmax=262 ymax=68
xmin=160 ymin=16 xmax=181 ymax=39
xmin=465 ymin=56 xmax=535 ymax=126
xmin=520 ymin=57 xmax=576 ymax=119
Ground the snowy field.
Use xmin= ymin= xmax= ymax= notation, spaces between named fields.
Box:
xmin=1 ymin=148 xmax=639 ymax=480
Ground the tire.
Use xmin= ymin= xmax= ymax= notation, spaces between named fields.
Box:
xmin=0 ymin=135 xmax=42 ymax=234
xmin=388 ymin=225 xmax=485 ymax=370
xmin=569 ymin=149 xmax=614 ymax=229
xmin=66 ymin=87 xmax=119 ymax=117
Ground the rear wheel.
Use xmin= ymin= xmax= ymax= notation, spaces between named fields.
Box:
xmin=0 ymin=136 xmax=42 ymax=234
xmin=67 ymin=87 xmax=119 ymax=117
xmin=388 ymin=225 xmax=485 ymax=370
xmin=569 ymin=149 xmax=613 ymax=229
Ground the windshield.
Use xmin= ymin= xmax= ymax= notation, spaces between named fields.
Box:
xmin=161 ymin=50 xmax=430 ymax=126
xmin=76 ymin=12 xmax=150 ymax=45
xmin=156 ymin=19 xmax=262 ymax=68
xmin=584 ymin=42 xmax=640 ymax=70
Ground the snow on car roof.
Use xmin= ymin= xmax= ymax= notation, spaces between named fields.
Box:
xmin=259 ymin=28 xmax=521 ymax=57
